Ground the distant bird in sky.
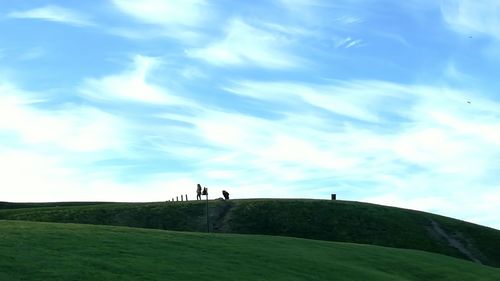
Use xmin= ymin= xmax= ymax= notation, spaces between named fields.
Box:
xmin=467 ymin=101 xmax=471 ymax=104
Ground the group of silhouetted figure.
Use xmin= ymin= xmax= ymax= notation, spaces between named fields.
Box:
xmin=196 ymin=184 xmax=229 ymax=200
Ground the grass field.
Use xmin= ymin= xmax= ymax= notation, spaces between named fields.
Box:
xmin=1 ymin=199 xmax=499 ymax=267
xmin=1 ymin=220 xmax=499 ymax=281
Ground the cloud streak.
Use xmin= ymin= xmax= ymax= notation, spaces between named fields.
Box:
xmin=110 ymin=0 xmax=212 ymax=42
xmin=80 ymin=55 xmax=191 ymax=105
xmin=0 ymin=83 xmax=128 ymax=153
xmin=186 ymin=19 xmax=300 ymax=68
xmin=7 ymin=5 xmax=94 ymax=27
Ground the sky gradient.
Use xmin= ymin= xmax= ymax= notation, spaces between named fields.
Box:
xmin=1 ymin=0 xmax=500 ymax=229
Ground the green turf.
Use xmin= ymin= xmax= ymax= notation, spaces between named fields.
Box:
xmin=1 ymin=199 xmax=499 ymax=267
xmin=0 ymin=201 xmax=110 ymax=210
xmin=1 ymin=220 xmax=499 ymax=281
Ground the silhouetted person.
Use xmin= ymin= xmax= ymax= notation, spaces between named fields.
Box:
xmin=196 ymin=184 xmax=202 ymax=200
xmin=202 ymin=187 xmax=208 ymax=196
xmin=222 ymin=190 xmax=229 ymax=200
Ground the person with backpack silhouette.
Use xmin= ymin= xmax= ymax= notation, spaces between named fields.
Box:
xmin=196 ymin=184 xmax=202 ymax=200
xmin=222 ymin=190 xmax=229 ymax=200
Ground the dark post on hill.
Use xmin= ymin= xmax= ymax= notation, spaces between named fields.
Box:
xmin=202 ymin=187 xmax=209 ymax=233
xmin=331 ymin=194 xmax=336 ymax=200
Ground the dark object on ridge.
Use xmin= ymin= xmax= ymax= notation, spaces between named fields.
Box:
xmin=331 ymin=194 xmax=336 ymax=200
xmin=222 ymin=190 xmax=229 ymax=200
xmin=202 ymin=187 xmax=208 ymax=196
xmin=196 ymin=184 xmax=202 ymax=200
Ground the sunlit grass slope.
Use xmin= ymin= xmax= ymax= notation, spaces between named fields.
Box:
xmin=1 ymin=199 xmax=499 ymax=267
xmin=1 ymin=220 xmax=499 ymax=281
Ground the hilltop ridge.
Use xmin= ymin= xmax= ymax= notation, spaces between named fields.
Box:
xmin=1 ymin=199 xmax=499 ymax=267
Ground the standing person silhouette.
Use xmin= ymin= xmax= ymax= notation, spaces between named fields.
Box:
xmin=222 ymin=190 xmax=229 ymax=200
xmin=196 ymin=184 xmax=202 ymax=200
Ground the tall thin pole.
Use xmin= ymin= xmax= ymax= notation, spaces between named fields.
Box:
xmin=206 ymin=189 xmax=209 ymax=233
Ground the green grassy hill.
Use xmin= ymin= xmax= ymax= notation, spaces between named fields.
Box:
xmin=1 ymin=199 xmax=499 ymax=267
xmin=0 ymin=201 xmax=109 ymax=210
xmin=1 ymin=220 xmax=499 ymax=281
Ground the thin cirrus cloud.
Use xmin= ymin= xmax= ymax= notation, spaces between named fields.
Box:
xmin=7 ymin=5 xmax=94 ymax=27
xmin=110 ymin=0 xmax=211 ymax=42
xmin=223 ymin=80 xmax=412 ymax=122
xmin=80 ymin=55 xmax=191 ymax=106
xmin=335 ymin=37 xmax=364 ymax=49
xmin=221 ymin=78 xmax=500 ymax=181
xmin=186 ymin=19 xmax=300 ymax=68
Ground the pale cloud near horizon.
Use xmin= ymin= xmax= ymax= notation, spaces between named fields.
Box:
xmin=0 ymin=80 xmax=136 ymax=202
xmin=0 ymin=83 xmax=128 ymax=153
xmin=0 ymin=146 xmax=196 ymax=202
xmin=7 ymin=5 xmax=94 ymax=27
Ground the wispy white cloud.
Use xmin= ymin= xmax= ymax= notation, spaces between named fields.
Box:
xmin=0 ymin=79 xmax=144 ymax=203
xmin=0 ymin=147 xmax=197 ymax=202
xmin=80 ymin=55 xmax=191 ymax=105
xmin=335 ymin=15 xmax=363 ymax=25
xmin=110 ymin=0 xmax=211 ymax=42
xmin=7 ymin=5 xmax=94 ymax=27
xmin=224 ymin=80 xmax=411 ymax=122
xmin=0 ymin=83 xmax=128 ymax=153
xmin=107 ymin=26 xmax=202 ymax=42
xmin=186 ymin=19 xmax=299 ymax=68
xmin=276 ymin=0 xmax=364 ymax=29
xmin=334 ymin=37 xmax=364 ymax=48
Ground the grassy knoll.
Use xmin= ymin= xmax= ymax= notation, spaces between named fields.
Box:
xmin=1 ymin=199 xmax=499 ymax=267
xmin=0 ymin=201 xmax=110 ymax=210
xmin=1 ymin=220 xmax=499 ymax=281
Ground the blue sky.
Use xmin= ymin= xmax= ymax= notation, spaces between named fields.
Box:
xmin=1 ymin=0 xmax=500 ymax=229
